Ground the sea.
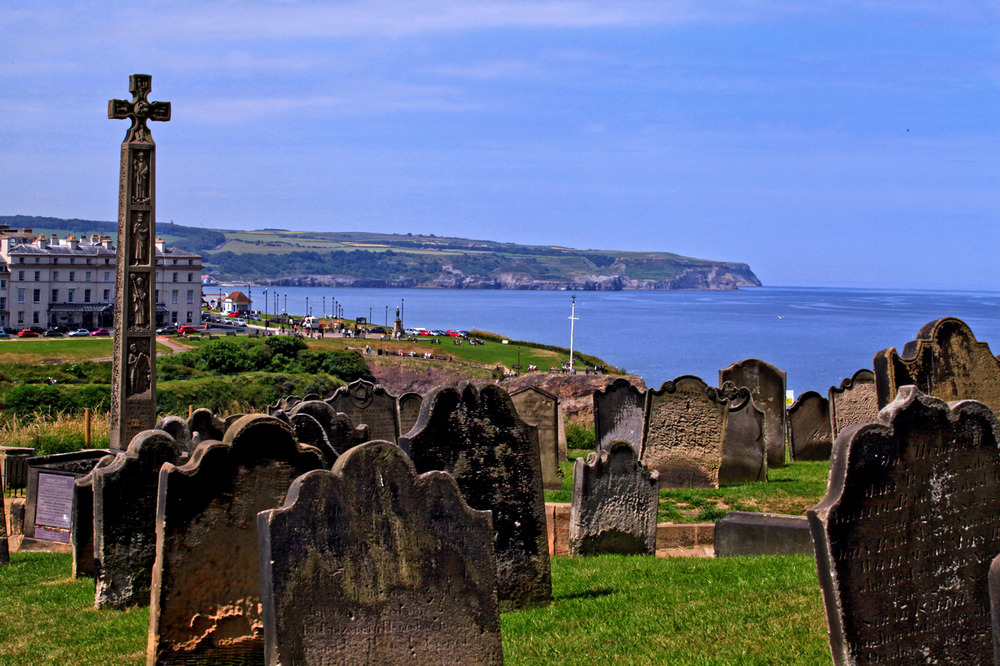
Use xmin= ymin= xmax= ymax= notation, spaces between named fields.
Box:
xmin=231 ymin=285 xmax=1000 ymax=397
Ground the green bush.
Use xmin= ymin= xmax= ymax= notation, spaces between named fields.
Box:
xmin=157 ymin=372 xmax=345 ymax=416
xmin=565 ymin=420 xmax=596 ymax=450
xmin=3 ymin=385 xmax=76 ymax=415
xmin=264 ymin=336 xmax=307 ymax=357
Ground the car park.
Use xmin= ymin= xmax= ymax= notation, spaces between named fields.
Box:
xmin=90 ymin=328 xmax=110 ymax=336
xmin=68 ymin=328 xmax=90 ymax=337
xmin=18 ymin=329 xmax=38 ymax=338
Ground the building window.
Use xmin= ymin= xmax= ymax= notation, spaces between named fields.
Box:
xmin=32 ymin=289 xmax=40 ymax=303
xmin=68 ymin=290 xmax=75 ymax=303
xmin=187 ymin=311 xmax=193 ymax=323
xmin=86 ymin=258 xmax=92 ymax=265
xmin=172 ymin=272 xmax=178 ymax=282
xmin=104 ymin=272 xmax=111 ymax=281
xmin=53 ymin=258 xmax=58 ymax=264
xmin=186 ymin=289 xmax=194 ymax=304
xmin=105 ymin=259 xmax=110 ymax=264
xmin=103 ymin=289 xmax=110 ymax=301
xmin=33 ymin=271 xmax=39 ymax=281
xmin=18 ymin=258 xmax=24 ymax=264
xmin=70 ymin=258 xmax=75 ymax=264
xmin=52 ymin=271 xmax=59 ymax=281
xmin=172 ymin=259 xmax=178 ymax=265
xmin=171 ymin=290 xmax=178 ymax=304
xmin=51 ymin=289 xmax=58 ymax=302
xmin=17 ymin=289 xmax=24 ymax=303
xmin=17 ymin=271 xmax=24 ymax=281
xmin=17 ymin=312 xmax=23 ymax=324
xmin=0 ymin=297 xmax=5 ymax=310
xmin=69 ymin=271 xmax=75 ymax=282
xmin=84 ymin=289 xmax=91 ymax=303
xmin=32 ymin=312 xmax=39 ymax=324
xmin=0 ymin=279 xmax=5 ymax=288
xmin=188 ymin=273 xmax=194 ymax=282
xmin=35 ymin=257 xmax=40 ymax=264
xmin=85 ymin=271 xmax=91 ymax=281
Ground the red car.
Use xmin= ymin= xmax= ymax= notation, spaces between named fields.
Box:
xmin=17 ymin=329 xmax=37 ymax=338
xmin=90 ymin=328 xmax=110 ymax=336
xmin=446 ymin=330 xmax=460 ymax=337
xmin=176 ymin=325 xmax=199 ymax=335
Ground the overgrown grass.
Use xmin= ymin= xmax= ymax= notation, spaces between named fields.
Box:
xmin=0 ymin=411 xmax=110 ymax=455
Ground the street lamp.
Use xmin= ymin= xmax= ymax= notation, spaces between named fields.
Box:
xmin=283 ymin=293 xmax=287 ymax=314
xmin=568 ymin=295 xmax=578 ymax=372
xmin=385 ymin=306 xmax=388 ymax=327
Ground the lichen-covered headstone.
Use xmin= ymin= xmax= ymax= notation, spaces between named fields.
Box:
xmin=258 ymin=441 xmax=502 ymax=665
xmin=718 ymin=383 xmax=767 ymax=483
xmin=808 ymin=387 xmax=1000 ymax=664
xmin=398 ymin=391 xmax=423 ymax=436
xmin=641 ymin=376 xmax=728 ymax=489
xmin=787 ymin=390 xmax=832 ymax=461
xmin=569 ymin=441 xmax=658 ymax=556
xmin=593 ymin=378 xmax=645 ymax=454
xmin=720 ymin=359 xmax=787 ymax=468
xmin=327 ymin=378 xmax=400 ymax=443
xmin=93 ymin=429 xmax=183 ymax=609
xmin=399 ymin=383 xmax=551 ymax=609
xmin=147 ymin=415 xmax=324 ymax=665
xmin=873 ymin=317 xmax=1000 ymax=414
xmin=828 ymin=369 xmax=879 ymax=439
xmin=510 ymin=386 xmax=563 ymax=491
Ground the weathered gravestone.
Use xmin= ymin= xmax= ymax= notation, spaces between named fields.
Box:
xmin=593 ymin=378 xmax=645 ymax=454
xmin=0 ymin=470 xmax=8 ymax=565
xmin=147 ymin=415 xmax=324 ymax=665
xmin=288 ymin=413 xmax=336 ymax=465
xmin=399 ymin=383 xmax=551 ymax=609
xmin=808 ymin=387 xmax=1000 ymax=664
xmin=327 ymin=378 xmax=401 ymax=443
xmin=641 ymin=376 xmax=728 ymax=489
xmin=398 ymin=391 xmax=423 ymax=435
xmin=25 ymin=450 xmax=116 ymax=547
xmin=154 ymin=416 xmax=193 ymax=455
xmin=93 ymin=430 xmax=184 ymax=609
xmin=288 ymin=400 xmax=369 ymax=461
xmin=787 ymin=390 xmax=833 ymax=461
xmin=72 ymin=454 xmax=121 ymax=578
xmin=569 ymin=441 xmax=659 ymax=556
xmin=990 ymin=555 xmax=1000 ymax=665
xmin=720 ymin=359 xmax=787 ymax=468
xmin=188 ymin=407 xmax=227 ymax=442
xmin=873 ymin=317 xmax=1000 ymax=414
xmin=258 ymin=441 xmax=502 ymax=665
xmin=718 ymin=382 xmax=767 ymax=484
xmin=828 ymin=369 xmax=879 ymax=439
xmin=510 ymin=386 xmax=563 ymax=491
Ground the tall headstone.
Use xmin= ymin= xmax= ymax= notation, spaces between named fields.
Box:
xmin=828 ymin=369 xmax=879 ymax=439
xmin=397 ymin=391 xmax=423 ymax=436
xmin=400 ymin=383 xmax=552 ymax=609
xmin=593 ymin=378 xmax=645 ymax=454
xmin=718 ymin=382 xmax=767 ymax=483
xmin=258 ymin=442 xmax=503 ymax=665
xmin=147 ymin=415 xmax=324 ymax=665
xmin=641 ymin=376 xmax=729 ymax=489
xmin=808 ymin=387 xmax=1000 ymax=664
xmin=787 ymin=390 xmax=833 ymax=461
xmin=569 ymin=441 xmax=659 ymax=556
xmin=510 ymin=386 xmax=563 ymax=491
xmin=720 ymin=359 xmax=788 ymax=467
xmin=327 ymin=378 xmax=400 ymax=443
xmin=873 ymin=317 xmax=1000 ymax=414
xmin=108 ymin=74 xmax=170 ymax=449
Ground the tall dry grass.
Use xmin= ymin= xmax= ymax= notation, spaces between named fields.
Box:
xmin=0 ymin=411 xmax=110 ymax=455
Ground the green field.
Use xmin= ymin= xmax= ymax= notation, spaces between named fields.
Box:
xmin=0 ymin=338 xmax=172 ymax=364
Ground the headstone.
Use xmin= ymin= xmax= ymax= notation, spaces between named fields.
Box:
xmin=568 ymin=441 xmax=659 ymax=556
xmin=93 ymin=430 xmax=184 ymax=609
xmin=288 ymin=400 xmax=369 ymax=457
xmin=188 ymin=407 xmax=226 ymax=441
xmin=147 ymin=415 xmax=324 ymax=665
xmin=400 ymin=383 xmax=552 ymax=609
xmin=718 ymin=383 xmax=767 ymax=483
xmin=397 ymin=391 xmax=423 ymax=435
xmin=258 ymin=441 xmax=503 ymax=665
xmin=641 ymin=376 xmax=728 ymax=489
xmin=787 ymin=390 xmax=833 ymax=460
xmin=24 ymin=450 xmax=116 ymax=543
xmin=0 ymin=469 xmax=8 ymax=565
xmin=327 ymin=378 xmax=400 ymax=443
xmin=808 ymin=387 xmax=1000 ymax=664
xmin=71 ymin=455 xmax=119 ymax=578
xmin=154 ymin=415 xmax=193 ymax=455
xmin=593 ymin=378 xmax=645 ymax=454
xmin=714 ymin=511 xmax=813 ymax=557
xmin=510 ymin=386 xmax=564 ymax=491
xmin=288 ymin=413 xmax=337 ymax=465
xmin=108 ymin=74 xmax=170 ymax=449
xmin=873 ymin=317 xmax=1000 ymax=414
xmin=828 ymin=369 xmax=879 ymax=439
xmin=720 ymin=359 xmax=788 ymax=467
xmin=991 ymin=554 xmax=1000 ymax=665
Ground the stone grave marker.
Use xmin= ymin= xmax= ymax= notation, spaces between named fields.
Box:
xmin=991 ymin=555 xmax=1000 ymax=665
xmin=288 ymin=413 xmax=337 ymax=465
xmin=718 ymin=382 xmax=767 ymax=483
xmin=720 ymin=359 xmax=788 ymax=468
xmin=93 ymin=430 xmax=184 ymax=609
xmin=0 ymin=469 xmax=8 ymax=565
xmin=258 ymin=441 xmax=502 ymax=665
xmin=641 ymin=376 xmax=728 ymax=489
xmin=787 ymin=390 xmax=833 ymax=460
xmin=399 ymin=383 xmax=551 ymax=609
xmin=72 ymin=454 xmax=119 ymax=578
xmin=828 ymin=369 xmax=879 ymax=439
xmin=25 ymin=450 xmax=116 ymax=545
xmin=147 ymin=415 xmax=324 ymax=665
xmin=569 ymin=441 xmax=659 ymax=556
xmin=188 ymin=407 xmax=226 ymax=442
xmin=154 ymin=415 xmax=193 ymax=455
xmin=874 ymin=317 xmax=1000 ymax=414
xmin=593 ymin=378 xmax=645 ymax=454
xmin=808 ymin=387 xmax=1000 ymax=664
xmin=510 ymin=386 xmax=564 ymax=491
xmin=288 ymin=400 xmax=369 ymax=458
xmin=327 ymin=378 xmax=400 ymax=443
xmin=397 ymin=391 xmax=423 ymax=435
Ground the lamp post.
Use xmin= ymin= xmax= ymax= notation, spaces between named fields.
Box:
xmin=306 ymin=296 xmax=309 ymax=318
xmin=385 ymin=306 xmax=388 ymax=327
xmin=283 ymin=293 xmax=287 ymax=314
xmin=263 ymin=288 xmax=268 ymax=327
xmin=568 ymin=295 xmax=578 ymax=372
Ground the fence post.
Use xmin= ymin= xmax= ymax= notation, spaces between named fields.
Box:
xmin=188 ymin=404 xmax=193 ymax=419
xmin=84 ymin=408 xmax=91 ymax=449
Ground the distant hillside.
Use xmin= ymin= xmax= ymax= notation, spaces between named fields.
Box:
xmin=0 ymin=216 xmax=761 ymax=291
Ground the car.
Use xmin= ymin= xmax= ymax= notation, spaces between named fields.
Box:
xmin=431 ymin=330 xmax=446 ymax=337
xmin=458 ymin=330 xmax=470 ymax=337
xmin=404 ymin=328 xmax=421 ymax=336
xmin=68 ymin=328 xmax=90 ymax=337
xmin=28 ymin=325 xmax=46 ymax=334
xmin=247 ymin=313 xmax=262 ymax=321
xmin=176 ymin=325 xmax=199 ymax=335
xmin=90 ymin=328 xmax=110 ymax=336
xmin=369 ymin=326 xmax=387 ymax=334
xmin=157 ymin=325 xmax=178 ymax=335
xmin=232 ymin=318 xmax=247 ymax=327
xmin=43 ymin=329 xmax=64 ymax=337
xmin=446 ymin=329 xmax=460 ymax=337
xmin=18 ymin=329 xmax=38 ymax=338
xmin=419 ymin=329 xmax=433 ymax=336
xmin=0 ymin=329 xmax=9 ymax=338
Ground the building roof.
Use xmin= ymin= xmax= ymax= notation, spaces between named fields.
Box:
xmin=224 ymin=290 xmax=252 ymax=303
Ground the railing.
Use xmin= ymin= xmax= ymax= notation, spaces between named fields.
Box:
xmin=2 ymin=456 xmax=28 ymax=497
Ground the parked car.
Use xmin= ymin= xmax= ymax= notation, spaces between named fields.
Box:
xmin=18 ymin=329 xmax=38 ymax=338
xmin=43 ymin=329 xmax=64 ymax=337
xmin=431 ymin=330 xmax=447 ymax=337
xmin=176 ymin=325 xmax=199 ymax=335
xmin=156 ymin=325 xmax=178 ymax=335
xmin=28 ymin=325 xmax=46 ymax=334
xmin=404 ymin=328 xmax=421 ymax=336
xmin=369 ymin=326 xmax=387 ymax=334
xmin=68 ymin=328 xmax=90 ymax=337
xmin=90 ymin=328 xmax=110 ymax=336
xmin=0 ymin=329 xmax=9 ymax=338
xmin=247 ymin=313 xmax=262 ymax=321
xmin=446 ymin=329 xmax=460 ymax=337
xmin=458 ymin=330 xmax=470 ymax=337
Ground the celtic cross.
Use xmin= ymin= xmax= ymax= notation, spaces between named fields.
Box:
xmin=108 ymin=74 xmax=171 ymax=143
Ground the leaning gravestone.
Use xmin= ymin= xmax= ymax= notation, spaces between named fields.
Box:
xmin=593 ymin=378 xmax=645 ymax=454
xmin=569 ymin=441 xmax=659 ymax=556
xmin=787 ymin=391 xmax=833 ymax=461
xmin=642 ymin=376 xmax=729 ymax=489
xmin=147 ymin=415 xmax=324 ymax=665
xmin=510 ymin=386 xmax=563 ymax=491
xmin=397 ymin=391 xmax=423 ymax=435
xmin=258 ymin=441 xmax=502 ymax=665
xmin=327 ymin=378 xmax=401 ymax=443
xmin=93 ymin=430 xmax=184 ymax=609
xmin=400 ymin=383 xmax=551 ymax=609
xmin=808 ymin=387 xmax=1000 ymax=664
xmin=718 ymin=383 xmax=767 ymax=483
xmin=720 ymin=359 xmax=788 ymax=468
xmin=873 ymin=317 xmax=1000 ymax=414
xmin=828 ymin=369 xmax=879 ymax=439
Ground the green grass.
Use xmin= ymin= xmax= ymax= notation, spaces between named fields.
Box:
xmin=0 ymin=552 xmax=827 ymax=665
xmin=0 ymin=338 xmax=171 ymax=364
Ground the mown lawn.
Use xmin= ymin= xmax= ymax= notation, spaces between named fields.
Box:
xmin=0 ymin=338 xmax=171 ymax=364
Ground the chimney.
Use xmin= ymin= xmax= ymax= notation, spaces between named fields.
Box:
xmin=35 ymin=235 xmax=48 ymax=250
xmin=66 ymin=235 xmax=78 ymax=251
xmin=155 ymin=238 xmax=166 ymax=253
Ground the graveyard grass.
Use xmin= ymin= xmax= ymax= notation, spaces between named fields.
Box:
xmin=0 ymin=552 xmax=828 ymax=665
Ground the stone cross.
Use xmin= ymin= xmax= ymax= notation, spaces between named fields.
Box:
xmin=108 ymin=74 xmax=170 ymax=449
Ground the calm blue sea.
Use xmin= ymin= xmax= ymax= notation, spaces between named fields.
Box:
xmin=236 ymin=285 xmax=1000 ymax=396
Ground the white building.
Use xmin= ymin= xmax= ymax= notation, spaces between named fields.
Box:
xmin=0 ymin=226 xmax=203 ymax=330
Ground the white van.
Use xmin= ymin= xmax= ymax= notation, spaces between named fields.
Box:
xmin=302 ymin=316 xmax=321 ymax=330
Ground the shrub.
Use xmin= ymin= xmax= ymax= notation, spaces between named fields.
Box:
xmin=3 ymin=385 xmax=75 ymax=416
xmin=565 ymin=420 xmax=596 ymax=451
xmin=264 ymin=336 xmax=307 ymax=357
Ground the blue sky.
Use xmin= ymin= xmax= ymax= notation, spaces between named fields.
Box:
xmin=1 ymin=1 xmax=997 ymax=289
